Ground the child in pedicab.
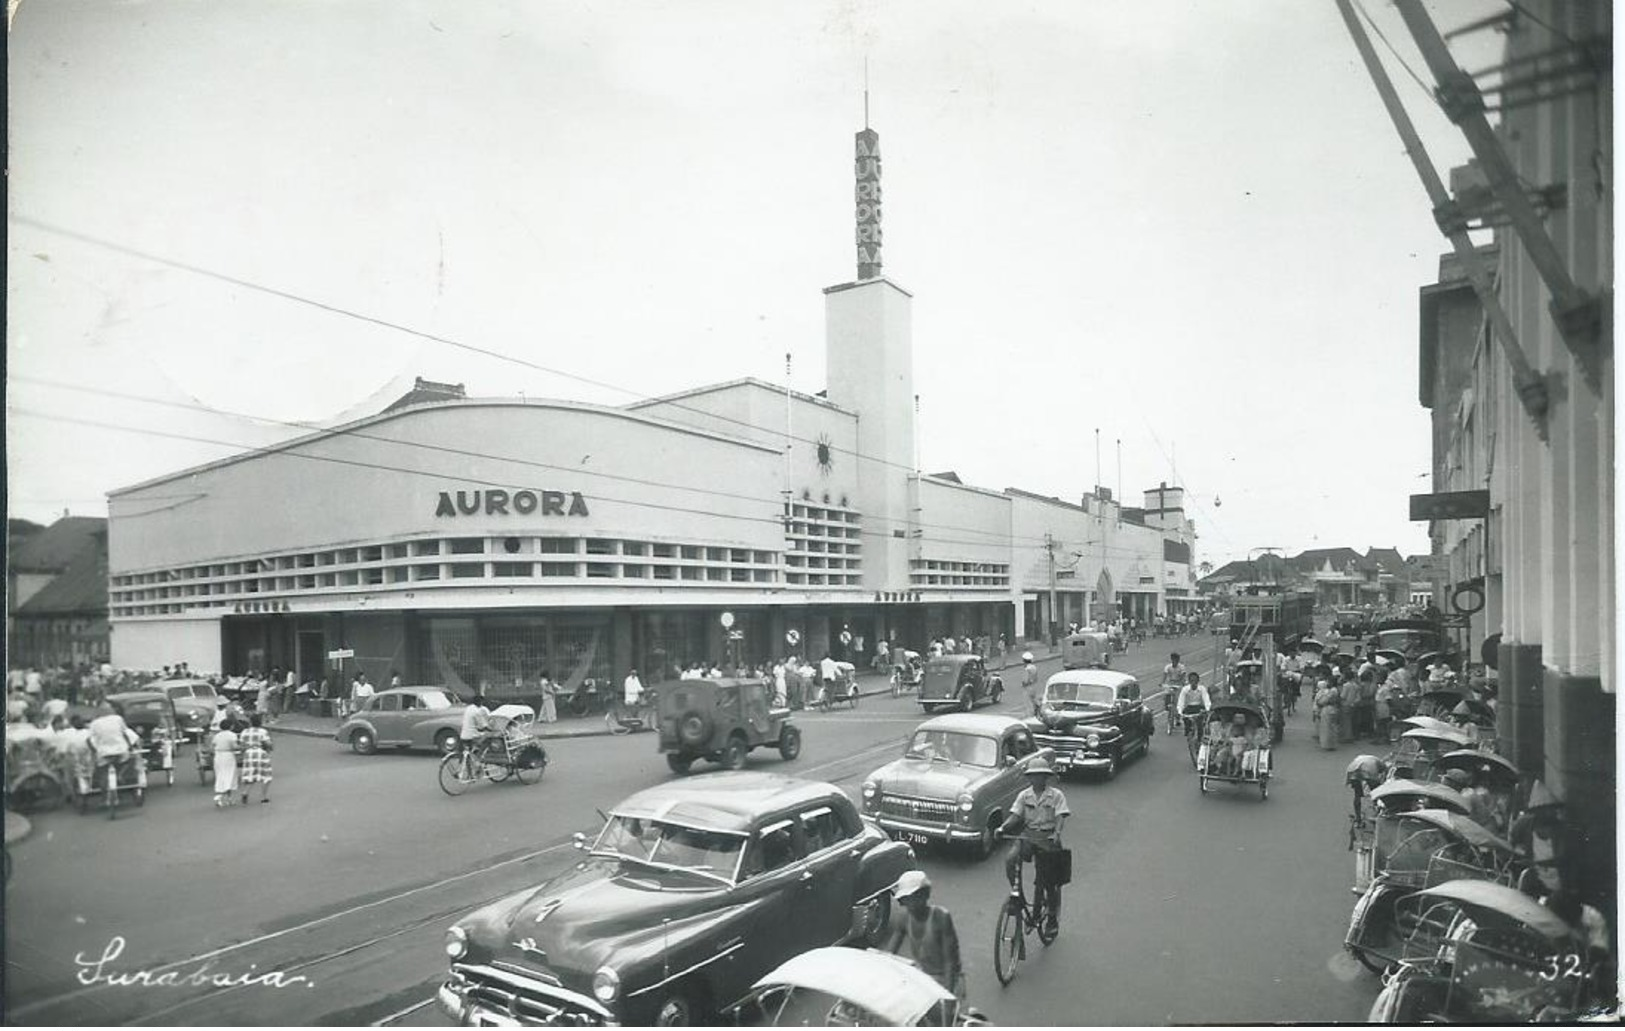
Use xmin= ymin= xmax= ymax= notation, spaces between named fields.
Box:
xmin=1217 ymin=710 xmax=1267 ymax=777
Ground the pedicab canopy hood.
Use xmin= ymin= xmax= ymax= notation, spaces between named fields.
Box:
xmin=1416 ymin=880 xmax=1580 ymax=941
xmin=750 ymin=947 xmax=951 ymax=1026
xmin=1369 ymin=778 xmax=1474 ymax=815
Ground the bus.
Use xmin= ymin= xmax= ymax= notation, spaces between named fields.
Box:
xmin=1228 ymin=591 xmax=1316 ymax=645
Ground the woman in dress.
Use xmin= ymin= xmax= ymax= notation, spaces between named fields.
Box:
xmin=212 ymin=719 xmax=240 ymax=807
xmin=539 ymin=673 xmax=558 ymax=724
xmin=238 ymin=713 xmax=273 ymax=804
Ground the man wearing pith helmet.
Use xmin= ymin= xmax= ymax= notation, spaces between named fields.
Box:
xmin=999 ymin=757 xmax=1070 ymax=934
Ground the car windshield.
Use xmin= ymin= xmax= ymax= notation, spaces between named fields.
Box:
xmin=1044 ymin=682 xmax=1114 ymax=706
xmin=903 ymin=730 xmax=997 ymax=767
xmin=592 ymin=815 xmax=746 ymax=885
xmin=164 ymin=686 xmax=192 ymax=701
xmin=123 ymin=699 xmax=167 ymax=715
xmin=193 ymin=684 xmax=218 ymax=699
xmin=415 ymin=690 xmax=454 ymax=710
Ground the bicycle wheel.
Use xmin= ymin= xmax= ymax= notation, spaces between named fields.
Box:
xmin=105 ymin=765 xmax=120 ymax=821
xmin=438 ymin=753 xmax=475 ymax=796
xmin=992 ymin=900 xmax=1023 ymax=986
xmin=1038 ymin=891 xmax=1060 ymax=946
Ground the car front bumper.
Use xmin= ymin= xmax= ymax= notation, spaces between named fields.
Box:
xmin=868 ymin=813 xmax=983 ymax=843
xmin=438 ymin=965 xmax=618 ymax=1027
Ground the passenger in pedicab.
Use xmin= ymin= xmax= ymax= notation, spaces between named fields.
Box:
xmin=1215 ymin=709 xmax=1266 ymax=778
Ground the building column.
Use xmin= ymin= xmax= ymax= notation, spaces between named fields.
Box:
xmin=1499 ymin=640 xmax=1544 ymax=778
xmin=1543 ymin=669 xmax=1615 ymax=919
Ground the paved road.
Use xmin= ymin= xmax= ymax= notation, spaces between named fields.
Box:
xmin=5 ymin=630 xmax=1385 ymax=1025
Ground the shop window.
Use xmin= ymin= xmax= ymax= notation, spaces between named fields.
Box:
xmin=450 ymin=563 xmax=484 ymax=578
xmin=493 ymin=562 xmax=532 ymax=578
xmin=585 ymin=563 xmax=616 ymax=578
xmin=538 ymin=537 xmax=578 ymax=555
xmin=540 ymin=563 xmax=577 ymax=577
xmin=586 ymin=539 xmax=617 ymax=556
xmin=413 ymin=540 xmax=441 ymax=557
xmin=449 ymin=538 xmax=484 ymax=555
xmin=412 ymin=565 xmax=440 ymax=581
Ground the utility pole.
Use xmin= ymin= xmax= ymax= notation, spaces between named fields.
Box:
xmin=1045 ymin=532 xmax=1058 ymax=647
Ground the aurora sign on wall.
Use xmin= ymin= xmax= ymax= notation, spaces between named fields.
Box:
xmin=855 ymin=127 xmax=882 ymax=280
xmin=435 ymin=489 xmax=590 ymax=517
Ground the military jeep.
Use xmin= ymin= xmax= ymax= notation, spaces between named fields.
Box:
xmin=657 ymin=677 xmax=802 ymax=775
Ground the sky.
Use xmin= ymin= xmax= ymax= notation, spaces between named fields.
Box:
xmin=7 ymin=0 xmax=1511 ymax=566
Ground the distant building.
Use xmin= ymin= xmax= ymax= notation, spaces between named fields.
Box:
xmin=7 ymin=516 xmax=110 ymax=669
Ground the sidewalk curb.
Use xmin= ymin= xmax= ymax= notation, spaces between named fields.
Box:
xmin=268 ymin=650 xmax=1068 ymax=744
xmin=5 ymin=811 xmax=33 ymax=846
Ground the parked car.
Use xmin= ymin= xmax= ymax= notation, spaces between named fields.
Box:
xmin=1023 ymin=668 xmax=1154 ymax=779
xmin=334 ymin=687 xmax=468 ymax=755
xmin=861 ymin=713 xmax=1050 ymax=858
xmin=1332 ymin=610 xmax=1372 ymax=638
xmin=151 ymin=678 xmax=224 ymax=741
xmin=918 ymin=655 xmax=1003 ymax=713
xmin=1366 ymin=618 xmax=1461 ymax=669
xmin=437 ymin=772 xmax=916 ymax=1026
xmin=658 ymin=677 xmax=801 ymax=774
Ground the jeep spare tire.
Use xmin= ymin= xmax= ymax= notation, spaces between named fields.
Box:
xmin=677 ymin=711 xmax=711 ymax=747
xmin=778 ymin=725 xmax=802 ymax=761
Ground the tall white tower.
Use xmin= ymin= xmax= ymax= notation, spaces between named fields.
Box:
xmin=824 ymin=123 xmax=916 ymax=592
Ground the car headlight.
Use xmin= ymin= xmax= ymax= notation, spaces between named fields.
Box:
xmin=1086 ymin=734 xmax=1100 ymax=748
xmin=444 ymin=926 xmax=469 ymax=960
xmin=861 ymin=780 xmax=878 ymax=800
xmin=956 ymin=793 xmax=974 ymax=814
xmin=592 ymin=965 xmax=620 ymax=1003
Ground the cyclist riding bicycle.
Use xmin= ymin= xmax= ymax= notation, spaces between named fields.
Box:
xmin=86 ymin=702 xmax=142 ymax=789
xmin=1175 ymin=671 xmax=1212 ymax=739
xmin=998 ymin=758 xmax=1069 ymax=935
xmin=1162 ymin=652 xmax=1188 ymax=728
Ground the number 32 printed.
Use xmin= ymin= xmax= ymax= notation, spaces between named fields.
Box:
xmin=1538 ymin=953 xmax=1584 ymax=981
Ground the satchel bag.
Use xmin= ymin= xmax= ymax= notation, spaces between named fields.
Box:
xmin=1035 ymin=847 xmax=1073 ymax=887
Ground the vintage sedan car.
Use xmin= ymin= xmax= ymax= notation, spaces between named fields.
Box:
xmin=1023 ymin=668 xmax=1154 ymax=779
xmin=861 ymin=713 xmax=1049 ymax=858
xmin=335 ymin=686 xmax=468 ymax=755
xmin=151 ymin=678 xmax=224 ymax=741
xmin=917 ymin=655 xmax=1003 ymax=713
xmin=438 ymin=772 xmax=916 ymax=1026
xmin=1332 ymin=610 xmax=1372 ymax=639
xmin=106 ymin=690 xmax=181 ymax=785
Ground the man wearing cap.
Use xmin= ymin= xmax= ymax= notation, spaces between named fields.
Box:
xmin=1000 ymin=758 xmax=1069 ymax=935
xmin=882 ymin=870 xmax=965 ymax=1000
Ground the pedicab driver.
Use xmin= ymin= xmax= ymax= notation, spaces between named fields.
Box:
xmin=882 ymin=870 xmax=966 ymax=1000
xmin=999 ymin=758 xmax=1069 ymax=935
xmin=458 ymin=694 xmax=495 ymax=761
xmin=86 ymin=701 xmax=144 ymax=790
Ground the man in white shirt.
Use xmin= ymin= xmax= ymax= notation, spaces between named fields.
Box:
xmin=87 ymin=703 xmax=140 ymax=767
xmin=772 ymin=661 xmax=788 ymax=708
xmin=623 ymin=669 xmax=644 ymax=711
xmin=818 ymin=654 xmax=839 ymax=708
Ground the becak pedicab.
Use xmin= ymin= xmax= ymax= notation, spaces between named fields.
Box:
xmin=889 ymin=650 xmax=925 ymax=697
xmin=1389 ymin=725 xmax=1471 ymax=783
xmin=1195 ymin=701 xmax=1272 ymax=799
xmin=813 ymin=661 xmax=860 ymax=711
xmin=1433 ymin=748 xmax=1518 ymax=834
xmin=1345 ymin=808 xmax=1518 ymax=975
xmin=1368 ymin=880 xmax=1599 ymax=1023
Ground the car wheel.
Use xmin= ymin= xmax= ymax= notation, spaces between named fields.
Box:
xmin=666 ymin=753 xmax=693 ymax=775
xmin=777 ymin=725 xmax=802 ymax=761
xmin=957 ymin=690 xmax=973 ymax=713
xmin=720 ymin=735 xmax=747 ymax=771
xmin=435 ymin=730 xmax=459 ymax=756
xmin=351 ymin=730 xmax=376 ymax=756
xmin=651 ymin=985 xmax=703 ymax=1026
xmin=858 ymin=893 xmax=892 ymax=945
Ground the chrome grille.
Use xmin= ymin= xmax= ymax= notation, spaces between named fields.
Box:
xmin=1033 ymin=733 xmax=1088 ymax=751
xmin=454 ymin=965 xmax=603 ymax=1026
xmin=877 ymin=794 xmax=956 ymax=820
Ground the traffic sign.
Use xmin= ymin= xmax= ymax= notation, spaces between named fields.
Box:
xmin=720 ymin=611 xmax=735 ymax=629
xmin=728 ymin=630 xmax=744 ymax=641
xmin=327 ymin=648 xmax=355 ymax=660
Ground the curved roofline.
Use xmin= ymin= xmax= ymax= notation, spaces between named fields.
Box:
xmin=1044 ymin=669 xmax=1137 ymax=684
xmin=108 ymin=397 xmax=783 ymax=499
xmin=626 ymin=377 xmax=856 ymax=417
xmin=916 ymin=713 xmax=1027 ymax=733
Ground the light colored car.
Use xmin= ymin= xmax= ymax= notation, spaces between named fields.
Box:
xmin=335 ymin=687 xmax=467 ymax=755
xmin=861 ymin=713 xmax=1050 ymax=858
xmin=724 ymin=946 xmax=985 ymax=1026
xmin=151 ymin=678 xmax=223 ymax=741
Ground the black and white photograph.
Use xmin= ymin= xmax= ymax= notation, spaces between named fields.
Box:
xmin=4 ymin=0 xmax=1616 ymax=1025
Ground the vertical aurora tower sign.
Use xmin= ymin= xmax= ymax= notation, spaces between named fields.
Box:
xmin=855 ymin=127 xmax=882 ymax=280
